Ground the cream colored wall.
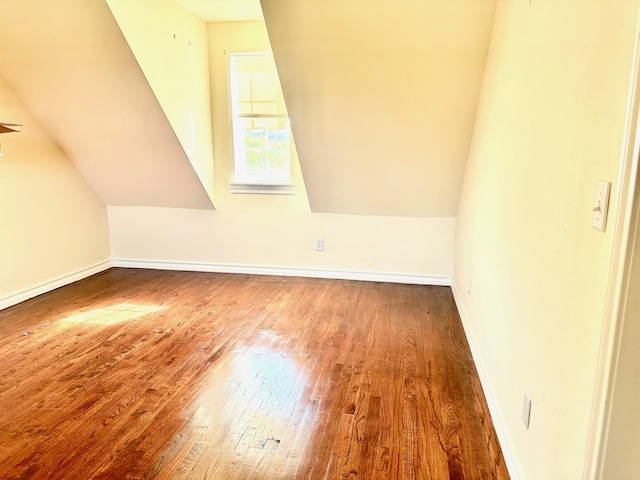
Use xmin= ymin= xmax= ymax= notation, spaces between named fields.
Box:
xmin=601 ymin=195 xmax=640 ymax=479
xmin=0 ymin=76 xmax=110 ymax=301
xmin=108 ymin=207 xmax=454 ymax=280
xmin=108 ymin=19 xmax=456 ymax=281
xmin=452 ymin=1 xmax=640 ymax=479
xmin=261 ymin=0 xmax=496 ymax=217
xmin=106 ymin=0 xmax=215 ymax=201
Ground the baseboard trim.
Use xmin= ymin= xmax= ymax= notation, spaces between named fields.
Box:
xmin=111 ymin=258 xmax=451 ymax=286
xmin=451 ymin=281 xmax=521 ymax=480
xmin=0 ymin=260 xmax=112 ymax=312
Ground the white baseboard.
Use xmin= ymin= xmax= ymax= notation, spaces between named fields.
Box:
xmin=0 ymin=260 xmax=112 ymax=312
xmin=0 ymin=258 xmax=450 ymax=312
xmin=111 ymin=258 xmax=451 ymax=286
xmin=451 ymin=280 xmax=521 ymax=480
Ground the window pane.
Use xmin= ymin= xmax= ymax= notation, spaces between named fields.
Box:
xmin=230 ymin=52 xmax=291 ymax=185
xmin=252 ymin=72 xmax=278 ymax=102
xmin=234 ymin=121 xmax=290 ymax=182
xmin=237 ymin=102 xmax=253 ymax=115
xmin=251 ymin=101 xmax=278 ymax=115
xmin=236 ymin=72 xmax=252 ymax=102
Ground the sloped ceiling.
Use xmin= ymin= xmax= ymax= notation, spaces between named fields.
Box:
xmin=173 ymin=0 xmax=264 ymax=22
xmin=261 ymin=0 xmax=496 ymax=217
xmin=0 ymin=0 xmax=212 ymax=209
xmin=106 ymin=0 xmax=216 ymax=203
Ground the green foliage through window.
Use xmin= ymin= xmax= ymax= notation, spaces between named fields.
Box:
xmin=243 ymin=129 xmax=290 ymax=180
xmin=230 ymin=52 xmax=291 ymax=184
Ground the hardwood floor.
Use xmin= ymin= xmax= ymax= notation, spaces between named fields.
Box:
xmin=0 ymin=269 xmax=509 ymax=479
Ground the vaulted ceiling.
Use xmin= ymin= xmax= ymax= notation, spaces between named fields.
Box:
xmin=261 ymin=0 xmax=496 ymax=216
xmin=173 ymin=0 xmax=263 ymax=22
xmin=0 ymin=0 xmax=212 ymax=209
xmin=0 ymin=0 xmax=496 ymax=217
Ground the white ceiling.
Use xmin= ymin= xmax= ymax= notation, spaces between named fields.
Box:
xmin=172 ymin=0 xmax=263 ymax=22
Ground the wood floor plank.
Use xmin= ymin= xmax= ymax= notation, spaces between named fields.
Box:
xmin=0 ymin=268 xmax=509 ymax=479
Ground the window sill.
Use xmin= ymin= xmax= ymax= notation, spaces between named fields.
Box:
xmin=230 ymin=182 xmax=296 ymax=195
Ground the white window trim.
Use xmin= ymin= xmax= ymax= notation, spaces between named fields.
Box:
xmin=228 ymin=51 xmax=295 ymax=195
xmin=229 ymin=182 xmax=295 ymax=195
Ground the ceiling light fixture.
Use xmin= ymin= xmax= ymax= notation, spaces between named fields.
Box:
xmin=0 ymin=122 xmax=22 ymax=157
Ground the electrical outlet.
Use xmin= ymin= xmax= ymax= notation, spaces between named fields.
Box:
xmin=522 ymin=392 xmax=532 ymax=429
xmin=315 ymin=237 xmax=324 ymax=251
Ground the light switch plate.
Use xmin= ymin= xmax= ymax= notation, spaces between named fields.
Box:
xmin=592 ymin=181 xmax=611 ymax=232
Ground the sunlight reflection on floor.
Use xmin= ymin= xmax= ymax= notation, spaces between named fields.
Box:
xmin=180 ymin=334 xmax=312 ymax=476
xmin=59 ymin=303 xmax=166 ymax=325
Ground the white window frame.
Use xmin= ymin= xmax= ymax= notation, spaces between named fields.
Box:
xmin=229 ymin=51 xmax=294 ymax=195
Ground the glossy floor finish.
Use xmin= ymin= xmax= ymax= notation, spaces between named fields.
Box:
xmin=0 ymin=269 xmax=509 ymax=479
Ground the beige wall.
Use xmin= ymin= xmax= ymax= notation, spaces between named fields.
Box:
xmin=108 ymin=19 xmax=456 ymax=282
xmin=452 ymin=1 xmax=639 ymax=478
xmin=107 ymin=0 xmax=216 ymax=201
xmin=601 ymin=191 xmax=640 ymax=479
xmin=261 ymin=0 xmax=496 ymax=217
xmin=0 ymin=76 xmax=110 ymax=302
xmin=108 ymin=207 xmax=454 ymax=280
xmin=0 ymin=0 xmax=212 ymax=210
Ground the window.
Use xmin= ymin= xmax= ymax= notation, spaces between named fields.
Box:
xmin=229 ymin=52 xmax=293 ymax=194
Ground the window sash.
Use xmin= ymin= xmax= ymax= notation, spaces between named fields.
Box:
xmin=230 ymin=52 xmax=292 ymax=187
